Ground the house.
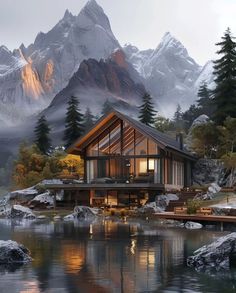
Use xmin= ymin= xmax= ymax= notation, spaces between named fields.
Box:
xmin=47 ymin=110 xmax=196 ymax=207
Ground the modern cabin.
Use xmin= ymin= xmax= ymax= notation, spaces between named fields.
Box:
xmin=47 ymin=110 xmax=196 ymax=207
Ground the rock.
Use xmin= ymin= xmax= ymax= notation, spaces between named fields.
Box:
xmin=53 ymin=215 xmax=61 ymax=221
xmin=187 ymin=232 xmax=236 ymax=272
xmin=0 ymin=240 xmax=31 ymax=264
xmin=30 ymin=192 xmax=53 ymax=208
xmin=64 ymin=206 xmax=99 ymax=221
xmin=10 ymin=187 xmax=38 ymax=202
xmin=185 ymin=221 xmax=203 ymax=229
xmin=137 ymin=202 xmax=164 ymax=214
xmin=9 ymin=205 xmax=36 ymax=220
xmin=155 ymin=194 xmax=179 ymax=210
xmin=192 ymin=159 xmax=224 ymax=186
xmin=63 ymin=214 xmax=75 ymax=221
xmin=73 ymin=206 xmax=98 ymax=219
xmin=36 ymin=215 xmax=47 ymax=220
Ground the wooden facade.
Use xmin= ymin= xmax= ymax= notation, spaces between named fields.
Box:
xmin=51 ymin=110 xmax=196 ymax=207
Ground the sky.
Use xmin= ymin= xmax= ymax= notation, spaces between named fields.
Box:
xmin=0 ymin=0 xmax=236 ymax=65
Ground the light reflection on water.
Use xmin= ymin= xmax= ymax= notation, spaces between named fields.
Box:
xmin=0 ymin=218 xmax=235 ymax=293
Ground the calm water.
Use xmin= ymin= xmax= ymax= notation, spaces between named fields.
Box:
xmin=0 ymin=218 xmax=236 ymax=293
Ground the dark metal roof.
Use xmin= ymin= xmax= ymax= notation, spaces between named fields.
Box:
xmin=115 ymin=111 xmax=195 ymax=160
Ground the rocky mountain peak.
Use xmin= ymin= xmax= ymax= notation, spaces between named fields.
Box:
xmin=111 ymin=49 xmax=128 ymax=69
xmin=63 ymin=9 xmax=73 ymax=20
xmin=77 ymin=0 xmax=112 ymax=32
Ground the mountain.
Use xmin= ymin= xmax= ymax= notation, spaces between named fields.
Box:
xmin=124 ymin=33 xmax=214 ymax=117
xmin=41 ymin=49 xmax=146 ymax=144
xmin=0 ymin=0 xmax=120 ymax=125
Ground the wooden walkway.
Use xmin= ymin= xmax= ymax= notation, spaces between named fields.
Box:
xmin=155 ymin=212 xmax=236 ymax=223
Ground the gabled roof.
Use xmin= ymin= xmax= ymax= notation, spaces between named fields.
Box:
xmin=67 ymin=109 xmax=196 ymax=160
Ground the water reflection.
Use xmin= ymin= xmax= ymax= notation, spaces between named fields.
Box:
xmin=0 ymin=219 xmax=235 ymax=292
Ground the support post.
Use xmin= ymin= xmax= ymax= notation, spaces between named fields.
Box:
xmin=53 ymin=192 xmax=57 ymax=210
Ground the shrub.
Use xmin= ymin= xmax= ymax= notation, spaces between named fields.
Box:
xmin=187 ymin=199 xmax=201 ymax=214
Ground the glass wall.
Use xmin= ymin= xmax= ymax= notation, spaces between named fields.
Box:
xmin=85 ymin=119 xmax=162 ymax=183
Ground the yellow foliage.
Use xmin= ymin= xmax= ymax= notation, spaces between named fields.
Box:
xmin=59 ymin=154 xmax=84 ymax=177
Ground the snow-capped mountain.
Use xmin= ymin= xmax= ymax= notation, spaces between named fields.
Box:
xmin=0 ymin=0 xmax=120 ymax=125
xmin=124 ymin=32 xmax=214 ymax=117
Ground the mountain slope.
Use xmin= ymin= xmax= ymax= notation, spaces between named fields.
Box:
xmin=0 ymin=0 xmax=120 ymax=125
xmin=124 ymin=33 xmax=214 ymax=117
xmin=41 ymin=49 xmax=146 ymax=144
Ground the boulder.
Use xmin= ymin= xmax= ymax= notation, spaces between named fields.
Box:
xmin=137 ymin=202 xmax=164 ymax=214
xmin=192 ymin=159 xmax=224 ymax=186
xmin=9 ymin=205 xmax=36 ymax=220
xmin=194 ymin=183 xmax=221 ymax=201
xmin=30 ymin=192 xmax=54 ymax=208
xmin=155 ymin=194 xmax=179 ymax=210
xmin=64 ymin=206 xmax=99 ymax=221
xmin=187 ymin=232 xmax=236 ymax=272
xmin=0 ymin=240 xmax=31 ymax=264
xmin=185 ymin=221 xmax=203 ymax=229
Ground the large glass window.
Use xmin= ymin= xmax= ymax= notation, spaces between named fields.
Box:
xmin=109 ymin=122 xmax=121 ymax=155
xmin=98 ymin=130 xmax=110 ymax=156
xmin=123 ymin=122 xmax=135 ymax=155
xmin=87 ymin=139 xmax=98 ymax=156
xmin=148 ymin=139 xmax=158 ymax=155
xmin=135 ymin=135 xmax=148 ymax=155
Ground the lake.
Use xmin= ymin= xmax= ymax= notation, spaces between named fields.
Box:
xmin=0 ymin=218 xmax=235 ymax=293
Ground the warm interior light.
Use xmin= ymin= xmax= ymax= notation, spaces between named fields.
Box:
xmin=140 ymin=160 xmax=147 ymax=173
xmin=149 ymin=159 xmax=155 ymax=170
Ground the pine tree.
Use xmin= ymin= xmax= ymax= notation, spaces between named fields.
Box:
xmin=197 ymin=82 xmax=213 ymax=117
xmin=34 ymin=115 xmax=51 ymax=155
xmin=212 ymin=28 xmax=236 ymax=124
xmin=173 ymin=104 xmax=184 ymax=131
xmin=138 ymin=93 xmax=157 ymax=126
xmin=101 ymin=99 xmax=113 ymax=116
xmin=83 ymin=107 xmax=95 ymax=132
xmin=64 ymin=96 xmax=84 ymax=148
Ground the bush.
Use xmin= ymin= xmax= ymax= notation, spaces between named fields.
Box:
xmin=187 ymin=199 xmax=201 ymax=214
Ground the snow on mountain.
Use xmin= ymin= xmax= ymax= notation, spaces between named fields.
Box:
xmin=123 ymin=44 xmax=154 ymax=77
xmin=0 ymin=0 xmax=120 ymax=125
xmin=124 ymin=32 xmax=214 ymax=117
xmin=194 ymin=60 xmax=215 ymax=92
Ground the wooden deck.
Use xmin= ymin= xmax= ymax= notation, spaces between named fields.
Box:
xmin=45 ymin=183 xmax=165 ymax=191
xmin=155 ymin=212 xmax=236 ymax=223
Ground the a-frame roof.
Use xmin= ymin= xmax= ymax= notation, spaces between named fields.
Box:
xmin=67 ymin=110 xmax=196 ymax=160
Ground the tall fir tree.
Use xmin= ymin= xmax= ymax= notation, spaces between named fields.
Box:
xmin=173 ymin=104 xmax=184 ymax=131
xmin=64 ymin=96 xmax=84 ymax=148
xmin=138 ymin=93 xmax=157 ymax=126
xmin=83 ymin=107 xmax=95 ymax=132
xmin=197 ymin=81 xmax=213 ymax=117
xmin=101 ymin=99 xmax=113 ymax=116
xmin=212 ymin=28 xmax=236 ymax=124
xmin=34 ymin=115 xmax=51 ymax=155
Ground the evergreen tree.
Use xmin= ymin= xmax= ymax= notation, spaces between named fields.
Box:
xmin=34 ymin=115 xmax=51 ymax=155
xmin=83 ymin=107 xmax=95 ymax=132
xmin=197 ymin=82 xmax=213 ymax=117
xmin=64 ymin=96 xmax=84 ymax=148
xmin=173 ymin=104 xmax=184 ymax=131
xmin=138 ymin=93 xmax=157 ymax=126
xmin=212 ymin=28 xmax=236 ymax=124
xmin=101 ymin=99 xmax=113 ymax=115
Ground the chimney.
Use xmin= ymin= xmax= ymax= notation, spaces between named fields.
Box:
xmin=176 ymin=133 xmax=183 ymax=150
